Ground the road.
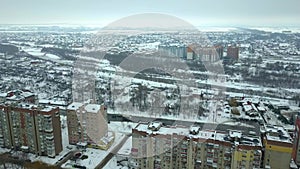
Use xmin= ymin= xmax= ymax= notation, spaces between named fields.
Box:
xmin=55 ymin=150 xmax=77 ymax=167
xmin=95 ymin=134 xmax=130 ymax=169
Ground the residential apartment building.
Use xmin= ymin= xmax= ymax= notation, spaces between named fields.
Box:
xmin=215 ymin=45 xmax=224 ymax=59
xmin=227 ymin=46 xmax=239 ymax=60
xmin=0 ymin=103 xmax=62 ymax=157
xmin=158 ymin=45 xmax=187 ymax=59
xmin=293 ymin=115 xmax=300 ymax=166
xmin=66 ymin=102 xmax=84 ymax=144
xmin=262 ymin=125 xmax=293 ymax=169
xmin=157 ymin=44 xmax=224 ymax=62
xmin=130 ymin=122 xmax=262 ymax=169
xmin=198 ymin=46 xmax=223 ymax=62
xmin=67 ymin=102 xmax=108 ymax=148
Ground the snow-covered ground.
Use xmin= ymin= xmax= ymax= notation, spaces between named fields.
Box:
xmin=108 ymin=122 xmax=138 ymax=134
xmin=15 ymin=45 xmax=73 ymax=65
xmin=103 ymin=136 xmax=132 ymax=169
xmin=103 ymin=156 xmax=129 ymax=169
xmin=61 ymin=132 xmax=126 ymax=169
xmin=22 ymin=47 xmax=60 ymax=60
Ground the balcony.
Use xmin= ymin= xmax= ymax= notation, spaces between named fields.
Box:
xmin=253 ymin=161 xmax=260 ymax=165
xmin=207 ymin=145 xmax=214 ymax=149
xmin=254 ymin=156 xmax=260 ymax=161
xmin=44 ymin=128 xmax=53 ymax=133
xmin=182 ymin=142 xmax=188 ymax=145
xmin=164 ymin=157 xmax=171 ymax=162
xmin=165 ymin=140 xmax=171 ymax=144
xmin=47 ymin=144 xmax=55 ymax=150
xmin=207 ymin=149 xmax=214 ymax=153
xmin=207 ymin=154 xmax=213 ymax=158
xmin=181 ymin=154 xmax=187 ymax=157
xmin=43 ymin=114 xmax=52 ymax=118
xmin=212 ymin=163 xmax=217 ymax=168
xmin=224 ymin=157 xmax=231 ymax=161
xmin=46 ymin=135 xmax=54 ymax=140
xmin=47 ymin=142 xmax=55 ymax=148
xmin=181 ymin=144 xmax=188 ymax=148
xmin=47 ymin=151 xmax=55 ymax=158
xmin=224 ymin=153 xmax=231 ymax=157
xmin=55 ymin=112 xmax=60 ymax=117
xmin=207 ymin=158 xmax=213 ymax=163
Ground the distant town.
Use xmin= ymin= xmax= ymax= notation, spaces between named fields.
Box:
xmin=0 ymin=25 xmax=300 ymax=169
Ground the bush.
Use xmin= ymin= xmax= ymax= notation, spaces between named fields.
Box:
xmin=81 ymin=155 xmax=88 ymax=160
xmin=229 ymin=98 xmax=238 ymax=107
xmin=231 ymin=107 xmax=240 ymax=115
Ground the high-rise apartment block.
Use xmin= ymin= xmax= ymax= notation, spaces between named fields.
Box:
xmin=293 ymin=115 xmax=300 ymax=166
xmin=262 ymin=125 xmax=293 ymax=169
xmin=215 ymin=45 xmax=224 ymax=59
xmin=191 ymin=45 xmax=223 ymax=62
xmin=67 ymin=102 xmax=108 ymax=148
xmin=158 ymin=45 xmax=187 ymax=59
xmin=0 ymin=103 xmax=62 ymax=157
xmin=227 ymin=46 xmax=239 ymax=60
xmin=158 ymin=45 xmax=224 ymax=62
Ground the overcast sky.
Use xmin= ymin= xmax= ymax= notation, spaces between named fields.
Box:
xmin=0 ymin=0 xmax=299 ymax=26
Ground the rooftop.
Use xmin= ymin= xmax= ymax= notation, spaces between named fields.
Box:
xmin=39 ymin=99 xmax=68 ymax=106
xmin=40 ymin=106 xmax=58 ymax=112
xmin=263 ymin=125 xmax=292 ymax=144
xmin=134 ymin=123 xmax=262 ymax=147
xmin=84 ymin=104 xmax=101 ymax=113
xmin=67 ymin=102 xmax=84 ymax=111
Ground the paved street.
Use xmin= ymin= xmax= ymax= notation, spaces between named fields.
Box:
xmin=95 ymin=134 xmax=131 ymax=169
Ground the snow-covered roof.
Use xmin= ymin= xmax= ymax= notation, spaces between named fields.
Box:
xmin=22 ymin=91 xmax=35 ymax=98
xmin=243 ymin=104 xmax=253 ymax=112
xmin=67 ymin=102 xmax=84 ymax=110
xmin=229 ymin=130 xmax=242 ymax=139
xmin=148 ymin=122 xmax=162 ymax=131
xmin=18 ymin=103 xmax=38 ymax=109
xmin=264 ymin=125 xmax=292 ymax=143
xmin=41 ymin=106 xmax=57 ymax=112
xmin=257 ymin=106 xmax=266 ymax=112
xmin=21 ymin=146 xmax=29 ymax=150
xmin=100 ymin=132 xmax=114 ymax=145
xmin=39 ymin=99 xmax=68 ymax=106
xmin=84 ymin=104 xmax=101 ymax=113
xmin=134 ymin=123 xmax=261 ymax=147
xmin=189 ymin=126 xmax=200 ymax=134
